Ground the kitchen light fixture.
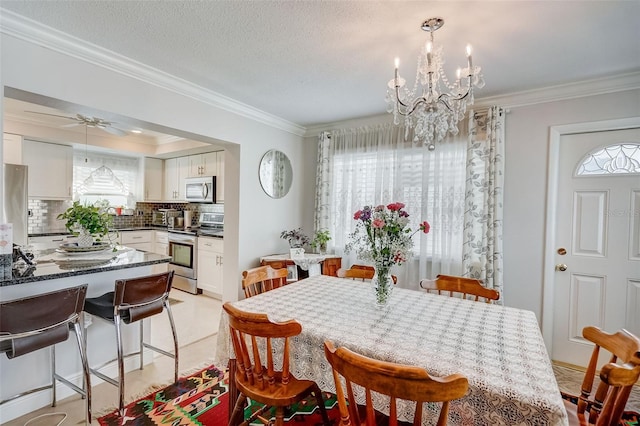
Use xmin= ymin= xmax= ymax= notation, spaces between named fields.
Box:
xmin=386 ymin=17 xmax=485 ymax=150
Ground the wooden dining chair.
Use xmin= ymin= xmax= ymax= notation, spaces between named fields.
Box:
xmin=242 ymin=265 xmax=288 ymax=298
xmin=419 ymin=274 xmax=499 ymax=303
xmin=224 ymin=303 xmax=330 ymax=426
xmin=324 ymin=340 xmax=468 ymax=426
xmin=564 ymin=326 xmax=640 ymax=426
xmin=337 ymin=264 xmax=398 ymax=284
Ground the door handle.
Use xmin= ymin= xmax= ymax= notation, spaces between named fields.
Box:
xmin=555 ymin=263 xmax=568 ymax=272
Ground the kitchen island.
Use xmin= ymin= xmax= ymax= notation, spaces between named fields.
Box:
xmin=0 ymin=247 xmax=171 ymax=423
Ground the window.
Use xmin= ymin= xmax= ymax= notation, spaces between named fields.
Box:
xmin=73 ymin=151 xmax=140 ymax=207
xmin=576 ymin=143 xmax=640 ymax=176
xmin=330 ymin=143 xmax=466 ymax=256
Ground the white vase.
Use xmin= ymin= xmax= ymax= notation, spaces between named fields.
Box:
xmin=76 ymin=228 xmax=94 ymax=247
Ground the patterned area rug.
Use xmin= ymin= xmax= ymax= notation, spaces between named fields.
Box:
xmin=97 ymin=365 xmax=228 ymax=425
xmin=97 ymin=364 xmax=640 ymax=425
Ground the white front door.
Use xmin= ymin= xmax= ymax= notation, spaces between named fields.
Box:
xmin=551 ymin=126 xmax=640 ymax=366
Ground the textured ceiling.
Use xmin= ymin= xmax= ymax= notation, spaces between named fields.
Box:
xmin=1 ymin=1 xmax=639 ymax=128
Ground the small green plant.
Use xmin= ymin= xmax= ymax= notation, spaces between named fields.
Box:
xmin=311 ymin=229 xmax=331 ymax=252
xmin=57 ymin=201 xmax=113 ymax=240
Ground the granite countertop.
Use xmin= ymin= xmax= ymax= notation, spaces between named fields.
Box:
xmin=3 ymin=246 xmax=170 ymax=286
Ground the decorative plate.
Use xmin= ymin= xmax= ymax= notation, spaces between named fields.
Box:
xmin=57 ymin=241 xmax=111 ymax=253
xmin=54 ymin=257 xmax=115 ymax=269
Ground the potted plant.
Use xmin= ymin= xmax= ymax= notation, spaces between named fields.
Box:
xmin=57 ymin=201 xmax=113 ymax=247
xmin=311 ymin=229 xmax=331 ymax=254
xmin=280 ymin=228 xmax=310 ymax=248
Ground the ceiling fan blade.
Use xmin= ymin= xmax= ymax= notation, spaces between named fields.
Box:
xmin=25 ymin=110 xmax=78 ymax=121
xmin=61 ymin=122 xmax=81 ymax=128
xmin=102 ymin=126 xmax=128 ymax=137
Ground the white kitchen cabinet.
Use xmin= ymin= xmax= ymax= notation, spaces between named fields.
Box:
xmin=143 ymin=157 xmax=163 ymax=201
xmin=119 ymin=230 xmax=153 ymax=252
xmin=163 ymin=156 xmax=189 ymax=201
xmin=3 ymin=133 xmax=22 ymax=164
xmin=188 ymin=152 xmax=217 ymax=177
xmin=154 ymin=230 xmax=168 ymax=255
xmin=197 ymin=237 xmax=223 ymax=297
xmin=22 ymin=140 xmax=73 ymax=200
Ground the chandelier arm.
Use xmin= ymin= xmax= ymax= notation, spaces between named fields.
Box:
xmin=395 ymin=96 xmax=430 ymax=117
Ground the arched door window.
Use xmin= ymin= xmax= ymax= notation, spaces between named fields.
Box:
xmin=576 ymin=143 xmax=640 ymax=176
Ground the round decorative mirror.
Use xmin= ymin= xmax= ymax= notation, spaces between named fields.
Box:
xmin=259 ymin=150 xmax=293 ymax=198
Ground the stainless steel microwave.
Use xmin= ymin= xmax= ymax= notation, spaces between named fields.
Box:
xmin=185 ymin=176 xmax=216 ymax=203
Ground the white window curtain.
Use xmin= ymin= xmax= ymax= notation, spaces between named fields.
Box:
xmin=314 ymin=122 xmax=468 ymax=290
xmin=463 ymin=106 xmax=505 ymax=302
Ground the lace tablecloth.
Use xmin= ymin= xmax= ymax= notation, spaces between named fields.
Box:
xmin=215 ymin=275 xmax=568 ymax=426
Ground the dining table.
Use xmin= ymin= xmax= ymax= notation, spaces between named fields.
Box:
xmin=215 ymin=275 xmax=569 ymax=426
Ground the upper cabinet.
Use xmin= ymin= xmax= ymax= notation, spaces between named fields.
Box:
xmin=143 ymin=157 xmax=163 ymax=201
xmin=3 ymin=133 xmax=23 ymax=164
xmin=23 ymin=140 xmax=73 ymax=200
xmin=158 ymin=151 xmax=224 ymax=203
xmin=187 ymin=152 xmax=217 ymax=177
xmin=163 ymin=156 xmax=189 ymax=201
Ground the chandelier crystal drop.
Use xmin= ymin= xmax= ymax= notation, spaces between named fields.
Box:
xmin=386 ymin=17 xmax=485 ymax=150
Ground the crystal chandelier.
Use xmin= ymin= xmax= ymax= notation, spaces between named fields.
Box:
xmin=386 ymin=17 xmax=485 ymax=150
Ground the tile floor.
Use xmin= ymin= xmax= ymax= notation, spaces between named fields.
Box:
xmin=553 ymin=363 xmax=640 ymax=412
xmin=3 ymin=289 xmax=222 ymax=426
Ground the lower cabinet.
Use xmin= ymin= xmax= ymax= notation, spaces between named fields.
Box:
xmin=154 ymin=231 xmax=168 ymax=255
xmin=197 ymin=237 xmax=223 ymax=297
xmin=119 ymin=230 xmax=153 ymax=252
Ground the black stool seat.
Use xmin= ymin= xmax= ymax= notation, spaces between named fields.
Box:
xmin=84 ymin=292 xmax=117 ymax=320
xmin=84 ymin=292 xmax=142 ymax=323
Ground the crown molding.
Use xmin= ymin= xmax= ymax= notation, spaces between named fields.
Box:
xmin=304 ymin=72 xmax=640 ymax=137
xmin=473 ymin=71 xmax=640 ymax=109
xmin=0 ymin=9 xmax=306 ymax=137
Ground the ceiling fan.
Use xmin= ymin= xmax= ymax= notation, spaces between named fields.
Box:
xmin=25 ymin=111 xmax=128 ymax=136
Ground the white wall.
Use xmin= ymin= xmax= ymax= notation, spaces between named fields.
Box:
xmin=502 ymin=89 xmax=640 ymax=321
xmin=308 ymin=89 xmax=640 ymax=323
xmin=0 ymin=32 xmax=309 ymax=302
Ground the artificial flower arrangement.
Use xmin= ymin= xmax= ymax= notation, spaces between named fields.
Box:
xmin=346 ymin=202 xmax=429 ymax=305
xmin=280 ymin=228 xmax=310 ymax=248
xmin=346 ymin=202 xmax=430 ymax=267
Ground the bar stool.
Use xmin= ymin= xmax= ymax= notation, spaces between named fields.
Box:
xmin=83 ymin=270 xmax=178 ymax=415
xmin=0 ymin=284 xmax=91 ymax=424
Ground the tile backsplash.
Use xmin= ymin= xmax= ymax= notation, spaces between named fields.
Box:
xmin=28 ymin=201 xmax=222 ymax=234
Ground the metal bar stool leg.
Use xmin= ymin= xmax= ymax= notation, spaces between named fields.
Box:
xmin=115 ymin=313 xmax=126 ymax=416
xmin=73 ymin=321 xmax=92 ymax=423
xmin=139 ymin=320 xmax=144 ymax=371
xmin=164 ymin=300 xmax=180 ymax=382
xmin=51 ymin=345 xmax=57 ymax=407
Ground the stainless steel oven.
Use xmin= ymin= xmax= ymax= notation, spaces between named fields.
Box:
xmin=168 ymin=231 xmax=198 ymax=294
